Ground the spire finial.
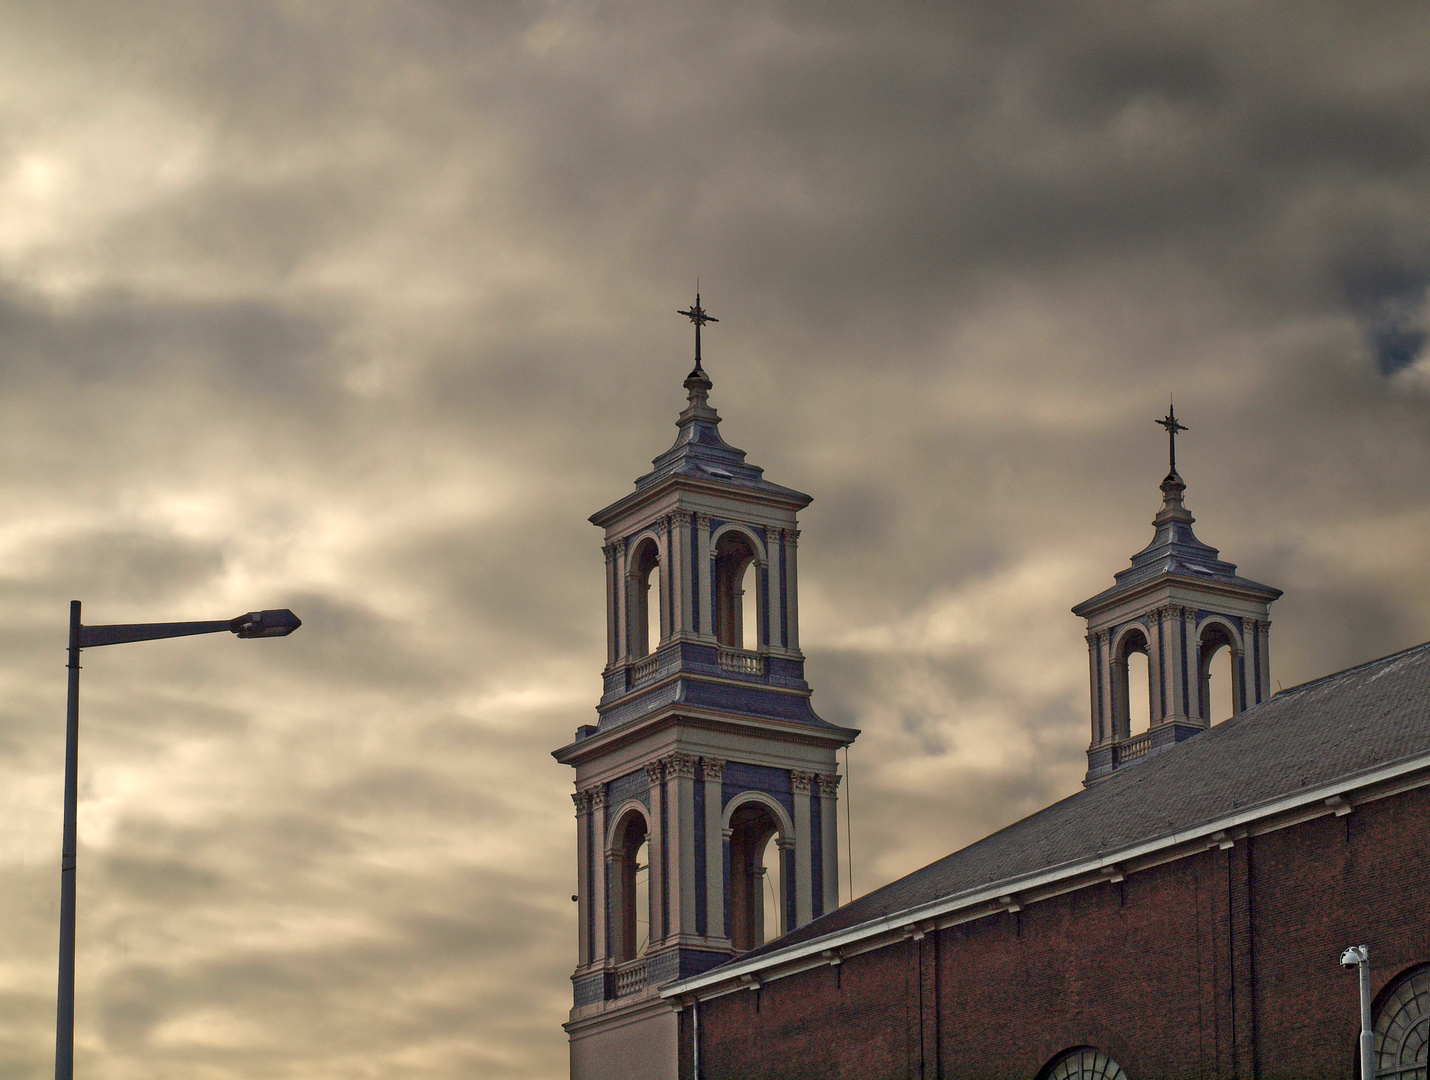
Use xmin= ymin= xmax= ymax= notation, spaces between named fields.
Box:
xmin=677 ymin=286 xmax=718 ymax=380
xmin=1155 ymin=397 xmax=1188 ymax=477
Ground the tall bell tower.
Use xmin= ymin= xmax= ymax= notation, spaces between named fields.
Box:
xmin=1073 ymin=406 xmax=1282 ymax=785
xmin=553 ymin=297 xmax=858 ymax=1080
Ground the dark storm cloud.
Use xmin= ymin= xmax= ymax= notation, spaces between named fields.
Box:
xmin=0 ymin=2 xmax=1428 ymax=1078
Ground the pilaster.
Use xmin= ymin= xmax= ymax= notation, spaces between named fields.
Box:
xmin=644 ymin=761 xmax=665 ymax=945
xmin=602 ymin=544 xmax=618 ymax=668
xmin=1257 ymin=620 xmax=1272 ymax=703
xmin=573 ymin=789 xmax=593 ymax=967
xmin=784 ymin=528 xmax=801 ymax=653
xmin=695 ymin=513 xmax=714 ymax=641
xmin=769 ymin=529 xmax=787 ymax=652
xmin=816 ymin=773 xmax=841 ymax=914
xmin=1147 ymin=609 xmax=1165 ymax=721
xmin=672 ymin=510 xmax=693 ymax=637
xmin=702 ymin=758 xmax=727 ymax=942
xmin=791 ymin=770 xmax=815 ymax=927
xmin=663 ymin=752 xmax=699 ymax=939
xmin=613 ymin=537 xmax=628 ymax=663
xmin=590 ymin=787 xmax=607 ymax=963
xmin=1182 ymin=606 xmax=1199 ymax=723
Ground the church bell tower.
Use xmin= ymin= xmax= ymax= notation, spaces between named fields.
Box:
xmin=1073 ymin=406 xmax=1282 ymax=785
xmin=553 ymin=297 xmax=858 ymax=1080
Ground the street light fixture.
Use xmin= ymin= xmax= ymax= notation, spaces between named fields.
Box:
xmin=54 ymin=600 xmax=301 ymax=1080
xmin=1340 ymin=944 xmax=1375 ymax=1080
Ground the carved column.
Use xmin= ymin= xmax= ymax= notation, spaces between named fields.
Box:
xmin=702 ymin=758 xmax=727 ymax=942
xmin=573 ymin=789 xmax=593 ymax=967
xmin=644 ymin=761 xmax=665 ymax=944
xmin=695 ymin=513 xmax=714 ymax=640
xmin=663 ymin=752 xmax=699 ymax=940
xmin=791 ymin=770 xmax=815 ymax=927
xmin=590 ymin=787 xmax=607 ymax=963
xmin=816 ymin=773 xmax=841 ymax=914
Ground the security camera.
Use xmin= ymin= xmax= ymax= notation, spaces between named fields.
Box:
xmin=1340 ymin=945 xmax=1368 ymax=968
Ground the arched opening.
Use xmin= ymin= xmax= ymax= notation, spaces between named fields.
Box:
xmin=1204 ymin=643 xmax=1234 ymax=724
xmin=740 ymin=561 xmax=758 ymax=651
xmin=1372 ymin=963 xmax=1430 ymax=1077
xmin=609 ymin=809 xmax=650 ymax=962
xmin=629 ymin=539 xmax=661 ymax=658
xmin=728 ymin=799 xmax=783 ymax=950
xmin=1036 ymin=1047 xmax=1128 ymax=1080
xmin=633 ymin=837 xmax=650 ymax=958
xmin=1199 ymin=622 xmax=1239 ymax=724
xmin=760 ymin=833 xmax=783 ymax=943
xmin=1111 ymin=627 xmax=1150 ymax=741
xmin=1127 ymin=650 xmax=1151 ymax=734
xmin=714 ymin=530 xmax=759 ymax=651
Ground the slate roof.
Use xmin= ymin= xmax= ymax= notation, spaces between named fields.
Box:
xmin=743 ymin=638 xmax=1430 ymax=959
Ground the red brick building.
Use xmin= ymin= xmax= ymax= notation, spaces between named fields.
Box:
xmin=664 ymin=642 xmax=1430 ymax=1079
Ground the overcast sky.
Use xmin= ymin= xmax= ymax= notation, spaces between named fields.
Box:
xmin=1 ymin=2 xmax=1428 ymax=1077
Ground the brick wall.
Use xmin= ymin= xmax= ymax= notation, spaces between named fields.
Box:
xmin=682 ymin=784 xmax=1430 ymax=1080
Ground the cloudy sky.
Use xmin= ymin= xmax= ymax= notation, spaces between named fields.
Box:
xmin=0 ymin=2 xmax=1428 ymax=1077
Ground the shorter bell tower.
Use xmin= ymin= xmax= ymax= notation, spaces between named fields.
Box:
xmin=1073 ymin=406 xmax=1281 ymax=785
xmin=554 ymin=297 xmax=858 ymax=1080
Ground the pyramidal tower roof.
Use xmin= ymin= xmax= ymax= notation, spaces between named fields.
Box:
xmin=593 ymin=294 xmax=810 ymax=525
xmin=1073 ymin=405 xmax=1280 ymax=617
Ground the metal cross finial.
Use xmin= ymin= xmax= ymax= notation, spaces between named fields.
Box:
xmin=677 ymin=289 xmax=718 ymax=372
xmin=1155 ymin=398 xmax=1188 ymax=474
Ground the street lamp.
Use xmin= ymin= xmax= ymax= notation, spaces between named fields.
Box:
xmin=54 ymin=600 xmax=301 ymax=1080
xmin=1340 ymin=944 xmax=1375 ymax=1080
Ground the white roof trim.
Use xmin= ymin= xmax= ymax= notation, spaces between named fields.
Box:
xmin=663 ymin=749 xmax=1430 ymax=999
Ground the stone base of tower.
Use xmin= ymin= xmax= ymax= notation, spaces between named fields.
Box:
xmin=1084 ymin=718 xmax=1206 ymax=784
xmin=567 ymin=993 xmax=679 ymax=1080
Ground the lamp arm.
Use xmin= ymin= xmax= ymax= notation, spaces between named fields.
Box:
xmin=78 ymin=621 xmax=233 ymax=648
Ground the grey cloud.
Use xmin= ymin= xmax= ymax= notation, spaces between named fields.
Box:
xmin=1 ymin=2 xmax=1429 ymax=1078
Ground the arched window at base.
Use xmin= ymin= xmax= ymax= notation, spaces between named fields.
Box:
xmin=1037 ymin=1047 xmax=1128 ymax=1080
xmin=727 ymin=800 xmax=783 ymax=951
xmin=1375 ymin=964 xmax=1430 ymax=1078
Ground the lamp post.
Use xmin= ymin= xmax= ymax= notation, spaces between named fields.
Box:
xmin=54 ymin=600 xmax=301 ymax=1080
xmin=1340 ymin=944 xmax=1375 ymax=1080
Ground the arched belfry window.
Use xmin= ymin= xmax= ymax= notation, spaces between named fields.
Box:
xmin=1374 ymin=964 xmax=1430 ymax=1078
xmin=629 ymin=538 xmax=661 ymax=658
xmin=608 ymin=808 xmax=650 ymax=962
xmin=727 ymin=798 xmax=786 ymax=950
xmin=714 ymin=530 xmax=760 ymax=650
xmin=1036 ymin=1047 xmax=1128 ymax=1080
xmin=1111 ymin=626 xmax=1151 ymax=740
xmin=1198 ymin=619 xmax=1240 ymax=724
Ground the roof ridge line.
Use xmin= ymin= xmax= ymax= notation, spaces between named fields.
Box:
xmin=1271 ymin=638 xmax=1430 ymax=699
